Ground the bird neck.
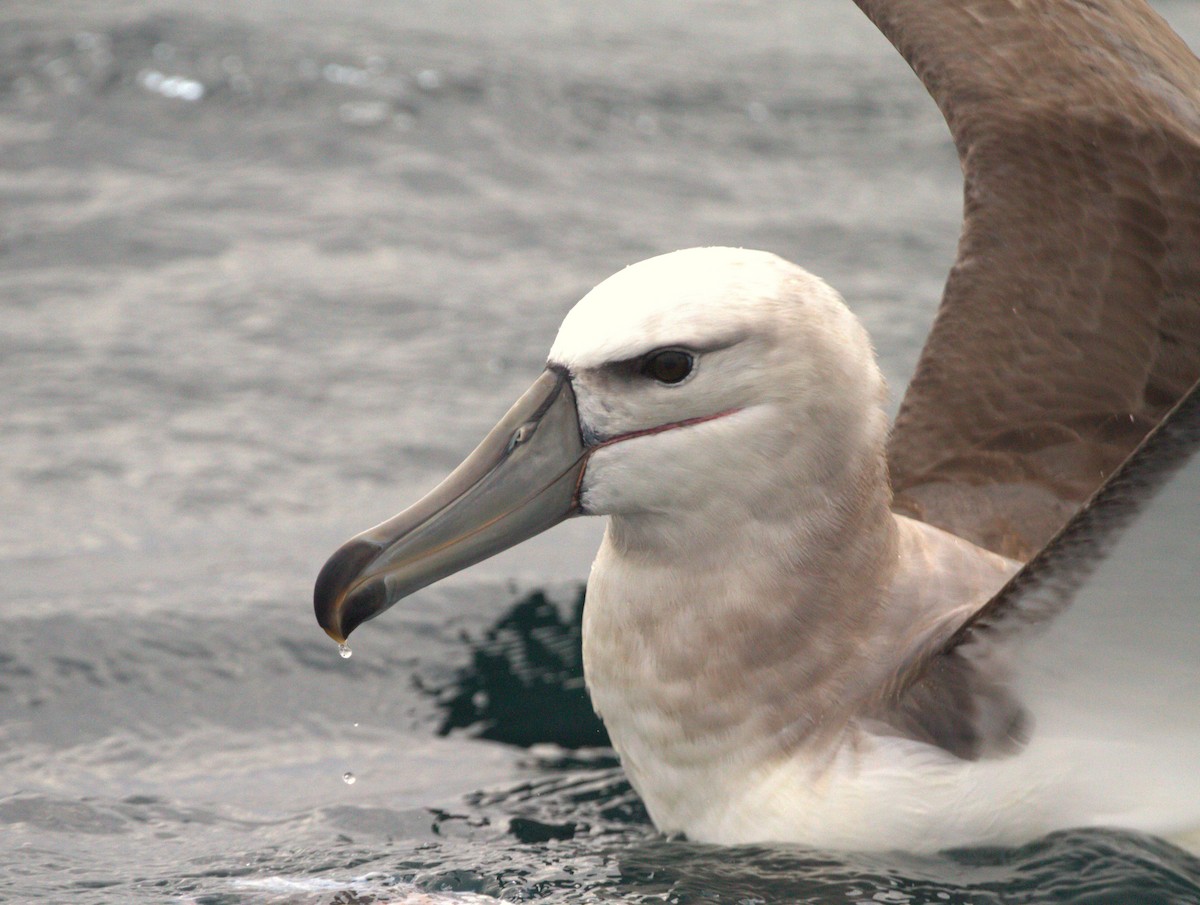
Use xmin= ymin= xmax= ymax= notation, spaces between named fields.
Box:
xmin=602 ymin=390 xmax=898 ymax=586
xmin=584 ymin=430 xmax=904 ymax=740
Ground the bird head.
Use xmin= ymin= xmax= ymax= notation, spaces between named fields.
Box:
xmin=314 ymin=247 xmax=887 ymax=642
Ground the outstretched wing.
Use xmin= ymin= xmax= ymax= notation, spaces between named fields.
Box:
xmin=883 ymin=378 xmax=1200 ymax=837
xmin=858 ymin=0 xmax=1200 ymax=559
xmin=937 ymin=376 xmax=1200 ymax=666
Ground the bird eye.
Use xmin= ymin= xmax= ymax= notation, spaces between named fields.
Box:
xmin=640 ymin=349 xmax=694 ymax=385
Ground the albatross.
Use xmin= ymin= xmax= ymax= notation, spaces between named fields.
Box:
xmin=314 ymin=0 xmax=1200 ymax=851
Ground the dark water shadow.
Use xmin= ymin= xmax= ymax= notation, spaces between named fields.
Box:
xmin=422 ymin=587 xmax=609 ymax=750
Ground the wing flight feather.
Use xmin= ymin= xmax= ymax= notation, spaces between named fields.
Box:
xmin=858 ymin=0 xmax=1200 ymax=558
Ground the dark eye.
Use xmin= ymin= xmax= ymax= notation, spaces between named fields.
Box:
xmin=640 ymin=349 xmax=694 ymax=384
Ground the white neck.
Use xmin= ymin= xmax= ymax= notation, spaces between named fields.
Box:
xmin=584 ymin=430 xmax=901 ymax=738
xmin=581 ymin=425 xmax=1017 ymax=837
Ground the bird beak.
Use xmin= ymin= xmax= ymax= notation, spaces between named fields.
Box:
xmin=314 ymin=368 xmax=586 ymax=643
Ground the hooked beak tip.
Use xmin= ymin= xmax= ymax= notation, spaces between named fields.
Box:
xmin=313 ymin=537 xmax=386 ymax=643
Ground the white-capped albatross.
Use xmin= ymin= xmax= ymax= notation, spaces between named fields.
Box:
xmin=313 ymin=0 xmax=1200 ymax=852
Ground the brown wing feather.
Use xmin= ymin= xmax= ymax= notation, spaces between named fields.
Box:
xmin=858 ymin=0 xmax=1200 ymax=559
xmin=875 ymin=375 xmax=1200 ymax=758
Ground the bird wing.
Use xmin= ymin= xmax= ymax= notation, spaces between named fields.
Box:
xmin=859 ymin=0 xmax=1200 ymax=559
xmin=878 ymin=378 xmax=1200 ymax=836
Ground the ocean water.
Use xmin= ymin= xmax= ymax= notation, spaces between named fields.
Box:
xmin=3 ymin=1 xmax=1200 ymax=902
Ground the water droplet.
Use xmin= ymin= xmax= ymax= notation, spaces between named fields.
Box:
xmin=338 ymin=643 xmax=352 ymax=659
xmin=342 ymin=772 xmax=356 ymax=785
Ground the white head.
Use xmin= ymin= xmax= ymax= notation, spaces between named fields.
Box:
xmin=316 ymin=247 xmax=893 ymax=641
xmin=549 ymin=247 xmax=890 ymax=546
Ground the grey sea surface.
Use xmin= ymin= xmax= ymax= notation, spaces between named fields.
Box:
xmin=3 ymin=1 xmax=1200 ymax=902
